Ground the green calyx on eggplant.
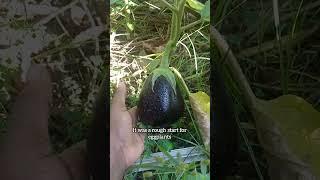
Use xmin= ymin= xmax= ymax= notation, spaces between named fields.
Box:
xmin=137 ymin=67 xmax=184 ymax=127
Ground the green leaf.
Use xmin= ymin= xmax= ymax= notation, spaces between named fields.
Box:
xmin=151 ymin=67 xmax=177 ymax=94
xmin=156 ymin=141 xmax=179 ymax=165
xmin=189 ymin=91 xmax=210 ymax=146
xmin=163 ymin=174 xmax=169 ymax=180
xmin=158 ymin=139 xmax=174 ymax=152
xmin=189 ymin=92 xmax=210 ymax=115
xmin=200 ymin=160 xmax=207 ymax=174
xmin=200 ymin=1 xmax=210 ymax=22
xmin=254 ymin=95 xmax=320 ymax=177
xmin=143 ymin=171 xmax=153 ymax=179
xmin=186 ymin=0 xmax=204 ymax=12
xmin=143 ymin=139 xmax=154 ymax=157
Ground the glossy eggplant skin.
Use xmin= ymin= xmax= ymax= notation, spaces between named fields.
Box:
xmin=138 ymin=75 xmax=184 ymax=127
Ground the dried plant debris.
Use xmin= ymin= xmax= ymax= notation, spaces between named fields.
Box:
xmin=0 ymin=0 xmax=107 ymax=151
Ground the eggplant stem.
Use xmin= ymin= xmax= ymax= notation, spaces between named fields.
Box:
xmin=159 ymin=0 xmax=186 ymax=68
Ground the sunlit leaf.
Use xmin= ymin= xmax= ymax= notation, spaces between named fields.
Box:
xmin=189 ymin=91 xmax=210 ymax=146
xmin=186 ymin=0 xmax=204 ymax=12
xmin=190 ymin=91 xmax=210 ymax=114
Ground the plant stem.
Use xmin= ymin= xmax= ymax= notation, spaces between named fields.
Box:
xmin=181 ymin=19 xmax=203 ymax=31
xmin=159 ymin=0 xmax=177 ymax=12
xmin=159 ymin=0 xmax=186 ymax=68
xmin=160 ymin=40 xmax=173 ymax=68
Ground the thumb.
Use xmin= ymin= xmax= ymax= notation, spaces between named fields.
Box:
xmin=111 ymin=81 xmax=127 ymax=111
xmin=25 ymin=64 xmax=52 ymax=95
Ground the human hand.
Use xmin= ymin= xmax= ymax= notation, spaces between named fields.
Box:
xmin=0 ymin=64 xmax=88 ymax=180
xmin=110 ymin=82 xmax=145 ymax=180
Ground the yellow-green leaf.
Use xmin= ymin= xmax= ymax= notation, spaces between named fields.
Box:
xmin=189 ymin=91 xmax=210 ymax=146
xmin=190 ymin=91 xmax=210 ymax=115
xmin=143 ymin=171 xmax=153 ymax=178
xmin=186 ymin=0 xmax=204 ymax=12
xmin=254 ymin=95 xmax=320 ymax=177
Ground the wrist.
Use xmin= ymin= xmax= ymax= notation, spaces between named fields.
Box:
xmin=110 ymin=138 xmax=126 ymax=180
xmin=110 ymin=158 xmax=126 ymax=180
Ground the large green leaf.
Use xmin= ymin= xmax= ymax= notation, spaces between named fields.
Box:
xmin=254 ymin=95 xmax=320 ymax=177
